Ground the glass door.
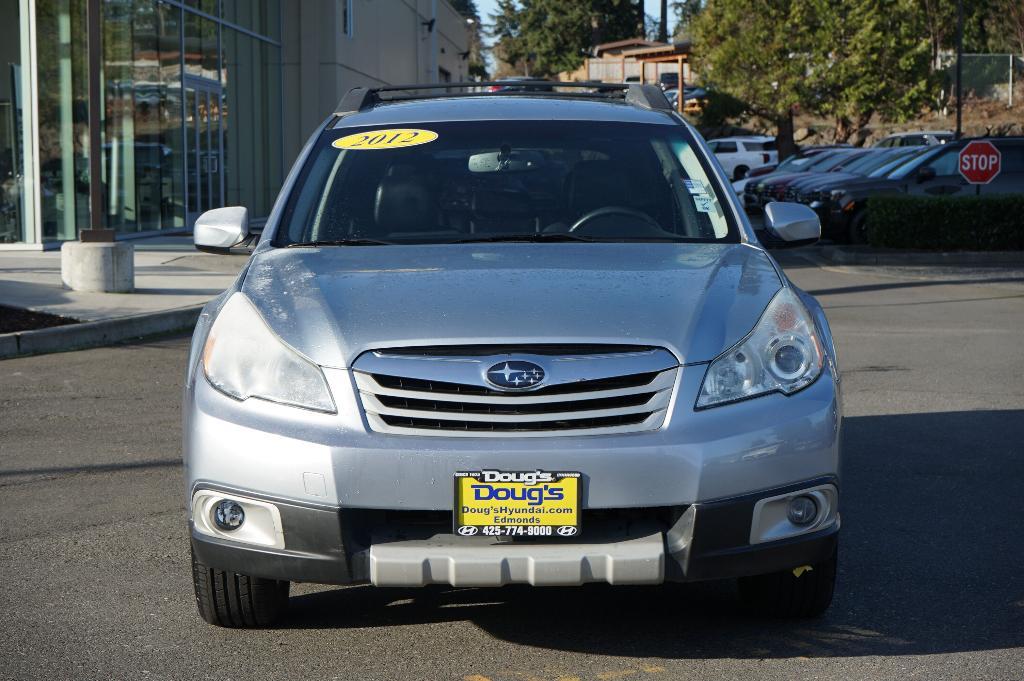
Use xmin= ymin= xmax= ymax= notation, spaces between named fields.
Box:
xmin=184 ymin=78 xmax=224 ymax=227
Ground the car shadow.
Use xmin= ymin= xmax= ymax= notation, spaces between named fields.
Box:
xmin=281 ymin=409 xmax=1024 ymax=660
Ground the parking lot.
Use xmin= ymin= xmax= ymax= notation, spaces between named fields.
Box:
xmin=1 ymin=252 xmax=1023 ymax=681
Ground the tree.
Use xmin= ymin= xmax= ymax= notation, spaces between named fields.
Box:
xmin=490 ymin=0 xmax=529 ymax=76
xmin=804 ymin=0 xmax=933 ymax=143
xmin=659 ymin=0 xmax=669 ymax=42
xmin=671 ymin=0 xmax=702 ymax=40
xmin=490 ymin=0 xmax=643 ymax=77
xmin=918 ymin=0 xmax=956 ymax=71
xmin=695 ymin=0 xmax=934 ymax=151
xmin=986 ymin=0 xmax=1024 ymax=54
xmin=450 ymin=0 xmax=489 ymax=79
xmin=693 ymin=0 xmax=811 ymax=158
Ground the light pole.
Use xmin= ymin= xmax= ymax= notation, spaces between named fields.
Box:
xmin=85 ymin=0 xmax=108 ymax=242
xmin=955 ymin=0 xmax=963 ymax=139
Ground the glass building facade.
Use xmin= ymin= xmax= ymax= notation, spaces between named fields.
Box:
xmin=1 ymin=0 xmax=282 ymax=247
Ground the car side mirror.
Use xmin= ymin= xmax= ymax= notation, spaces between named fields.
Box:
xmin=916 ymin=165 xmax=936 ymax=183
xmin=194 ymin=207 xmax=250 ymax=254
xmin=760 ymin=202 xmax=821 ymax=249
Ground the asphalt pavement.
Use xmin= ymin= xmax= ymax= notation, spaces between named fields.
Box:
xmin=1 ymin=251 xmax=1023 ymax=681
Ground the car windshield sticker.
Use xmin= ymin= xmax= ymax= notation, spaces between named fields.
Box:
xmin=683 ymin=179 xmax=706 ymax=194
xmin=693 ymin=194 xmax=716 ymax=213
xmin=332 ymin=128 xmax=439 ymax=150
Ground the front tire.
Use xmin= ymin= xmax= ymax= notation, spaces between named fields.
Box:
xmin=191 ymin=548 xmax=290 ymax=628
xmin=733 ymin=165 xmax=749 ymax=181
xmin=847 ymin=209 xmax=869 ymax=244
xmin=737 ymin=544 xmax=837 ymax=618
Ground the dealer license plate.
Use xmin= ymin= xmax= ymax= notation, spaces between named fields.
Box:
xmin=454 ymin=469 xmax=581 ymax=538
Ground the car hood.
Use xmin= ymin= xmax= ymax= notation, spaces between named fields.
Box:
xmin=792 ymin=172 xmax=861 ymax=192
xmin=240 ymin=243 xmax=782 ymax=368
xmin=832 ymin=175 xmax=904 ymax=196
xmin=756 ymin=172 xmax=808 ymax=189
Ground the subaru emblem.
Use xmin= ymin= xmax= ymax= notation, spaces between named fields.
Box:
xmin=485 ymin=360 xmax=546 ymax=391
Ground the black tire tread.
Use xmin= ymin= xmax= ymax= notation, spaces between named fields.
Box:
xmin=191 ymin=548 xmax=289 ymax=628
xmin=738 ymin=546 xmax=837 ymax=618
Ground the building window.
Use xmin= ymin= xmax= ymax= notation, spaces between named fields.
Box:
xmin=0 ymin=0 xmax=32 ymax=244
xmin=439 ymin=67 xmax=451 ymax=83
xmin=342 ymin=0 xmax=353 ymax=37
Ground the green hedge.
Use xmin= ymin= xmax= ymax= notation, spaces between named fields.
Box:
xmin=866 ymin=194 xmax=1024 ymax=251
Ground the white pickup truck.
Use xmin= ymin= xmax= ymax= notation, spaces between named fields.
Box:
xmin=708 ymin=136 xmax=778 ymax=181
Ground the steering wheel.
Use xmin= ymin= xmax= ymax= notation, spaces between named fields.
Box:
xmin=569 ymin=206 xmax=662 ymax=234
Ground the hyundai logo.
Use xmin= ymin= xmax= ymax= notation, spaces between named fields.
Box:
xmin=557 ymin=526 xmax=579 ymax=537
xmin=485 ymin=361 xmax=546 ymax=391
xmin=457 ymin=525 xmax=479 ymax=536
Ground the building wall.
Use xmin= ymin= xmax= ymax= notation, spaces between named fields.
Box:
xmin=3 ymin=0 xmax=468 ymax=248
xmin=281 ymin=0 xmax=469 ymax=167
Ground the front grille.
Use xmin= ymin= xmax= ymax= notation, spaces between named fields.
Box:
xmin=376 ymin=390 xmax=655 ymax=415
xmin=374 ymin=344 xmax=656 ymax=357
xmin=353 ymin=347 xmax=679 ymax=437
xmin=371 ymin=371 xmax=660 ymax=398
xmin=379 ymin=412 xmax=650 ymax=432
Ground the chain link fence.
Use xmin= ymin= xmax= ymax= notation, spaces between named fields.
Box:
xmin=944 ymin=53 xmax=1024 ymax=107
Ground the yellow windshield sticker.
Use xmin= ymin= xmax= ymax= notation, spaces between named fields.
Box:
xmin=332 ymin=128 xmax=438 ymax=150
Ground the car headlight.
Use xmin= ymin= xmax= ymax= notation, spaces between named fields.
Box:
xmin=202 ymin=293 xmax=336 ymax=413
xmin=696 ymin=287 xmax=824 ymax=409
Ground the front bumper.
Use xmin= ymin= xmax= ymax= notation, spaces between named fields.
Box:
xmin=185 ymin=340 xmax=841 ymax=587
xmin=184 ymin=362 xmax=840 ymax=510
xmin=190 ymin=477 xmax=839 ymax=587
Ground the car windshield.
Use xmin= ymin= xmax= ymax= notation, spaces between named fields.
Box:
xmin=822 ymin=151 xmax=868 ymax=171
xmin=886 ymin=146 xmax=946 ymax=179
xmin=868 ymin=148 xmax=928 ymax=177
xmin=801 ymin=151 xmax=850 ymax=172
xmin=774 ymin=155 xmax=815 ymax=172
xmin=840 ymin=149 xmax=906 ymax=176
xmin=276 ymin=120 xmax=737 ymax=246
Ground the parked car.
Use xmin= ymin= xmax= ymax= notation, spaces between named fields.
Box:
xmin=873 ymin=131 xmax=953 ymax=147
xmin=732 ymin=163 xmax=776 ymax=194
xmin=708 ymin=136 xmax=778 ymax=181
xmin=663 ymin=86 xmax=708 ymax=114
xmin=785 ymin=148 xmax=911 ymax=203
xmin=185 ymin=82 xmax=842 ymax=628
xmin=732 ymin=145 xmax=849 ymax=195
xmin=486 ymin=78 xmax=555 ymax=92
xmin=829 ymin=137 xmax=1024 ymax=243
xmin=658 ymin=72 xmax=679 ymax=90
xmin=787 ymin=147 xmax=923 ymax=227
xmin=746 ymin=148 xmax=866 ymax=209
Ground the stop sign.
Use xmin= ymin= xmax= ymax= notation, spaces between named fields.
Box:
xmin=958 ymin=140 xmax=1001 ymax=184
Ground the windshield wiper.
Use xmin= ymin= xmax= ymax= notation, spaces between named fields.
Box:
xmin=449 ymin=233 xmax=601 ymax=244
xmin=285 ymin=238 xmax=395 ymax=247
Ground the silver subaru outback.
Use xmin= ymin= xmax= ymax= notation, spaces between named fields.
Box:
xmin=184 ymin=83 xmax=841 ymax=628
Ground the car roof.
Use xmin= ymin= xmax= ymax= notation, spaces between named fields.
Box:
xmin=332 ymin=95 xmax=680 ymax=129
xmin=714 ymin=135 xmax=774 ymax=142
xmin=886 ymin=131 xmax=954 ymax=137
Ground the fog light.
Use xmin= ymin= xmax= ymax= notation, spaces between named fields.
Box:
xmin=214 ymin=500 xmax=245 ymax=531
xmin=787 ymin=495 xmax=818 ymax=526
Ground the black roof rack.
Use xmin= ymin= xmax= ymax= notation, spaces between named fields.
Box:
xmin=334 ymin=81 xmax=673 ymax=116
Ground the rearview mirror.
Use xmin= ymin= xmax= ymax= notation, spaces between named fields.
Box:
xmin=916 ymin=165 xmax=936 ymax=183
xmin=194 ymin=206 xmax=249 ymax=254
xmin=761 ymin=202 xmax=820 ymax=249
xmin=468 ymin=150 xmax=544 ymax=173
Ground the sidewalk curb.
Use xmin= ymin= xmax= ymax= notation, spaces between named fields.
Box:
xmin=818 ymin=246 xmax=1024 ymax=266
xmin=0 ymin=305 xmax=204 ymax=360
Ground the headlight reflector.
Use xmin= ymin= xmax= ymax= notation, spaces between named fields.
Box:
xmin=202 ymin=293 xmax=336 ymax=413
xmin=697 ymin=287 xmax=823 ymax=408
